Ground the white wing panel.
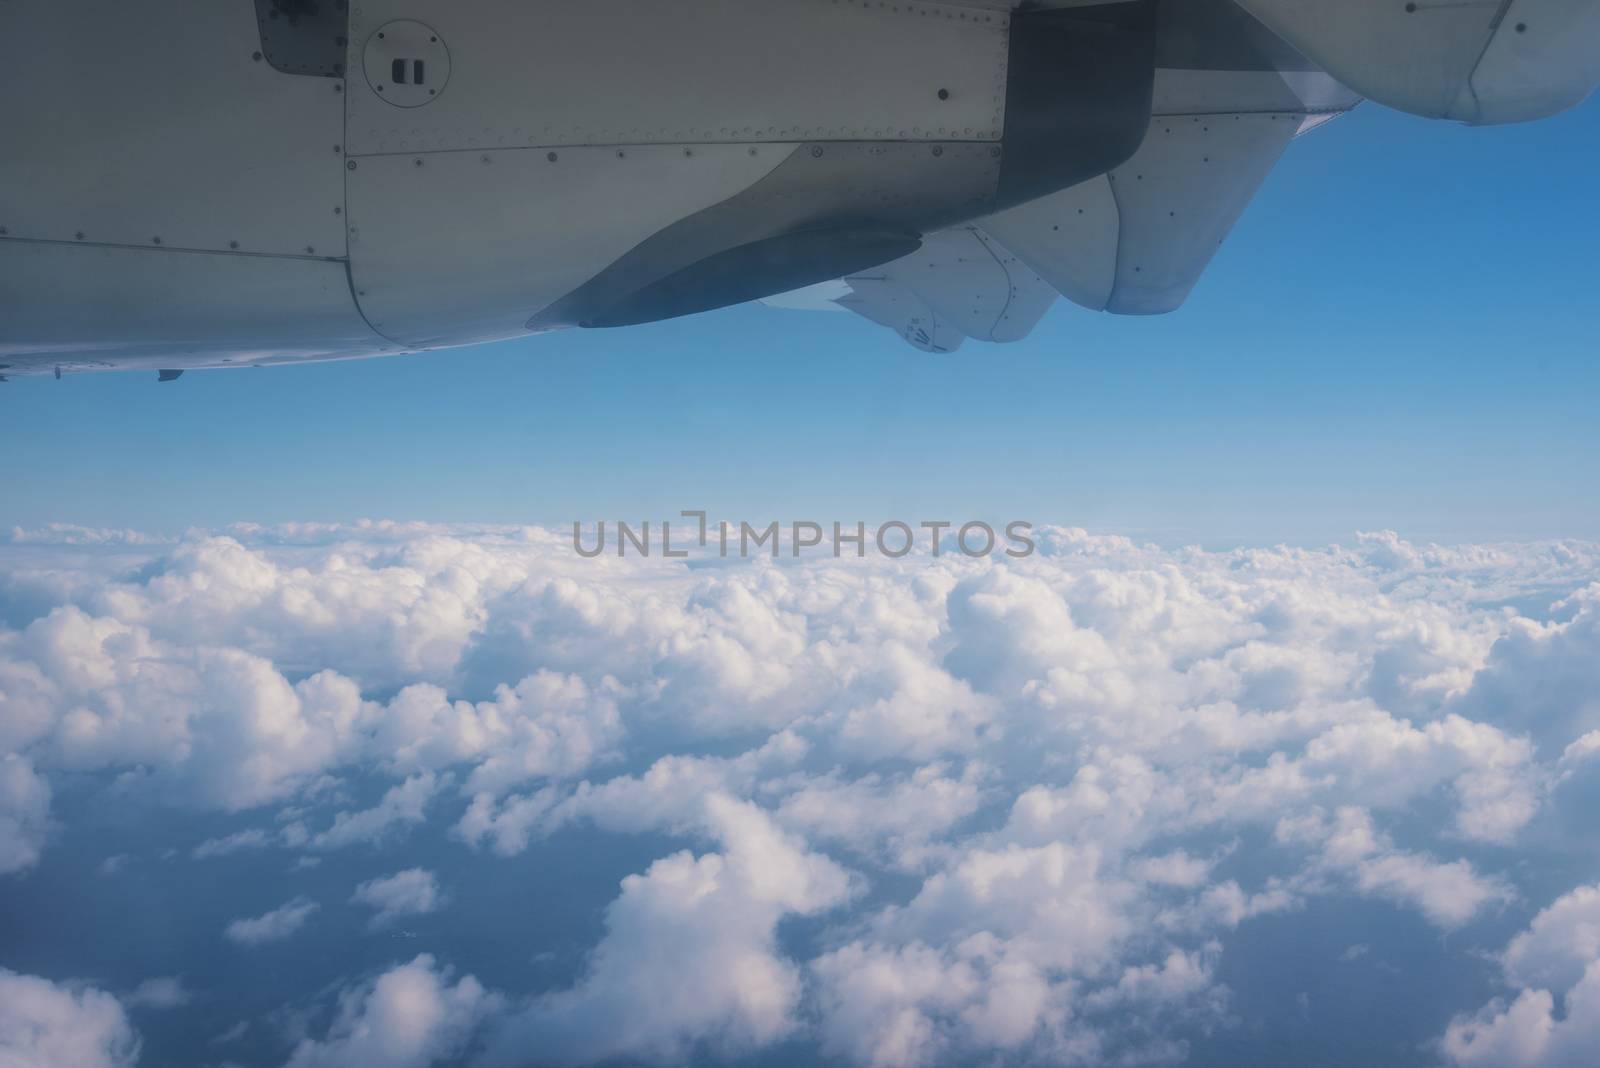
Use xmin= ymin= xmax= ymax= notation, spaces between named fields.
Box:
xmin=1151 ymin=68 xmax=1360 ymax=118
xmin=837 ymin=279 xmax=967 ymax=355
xmin=0 ymin=242 xmax=391 ymax=373
xmin=0 ymin=0 xmax=346 ymax=258
xmin=1469 ymin=0 xmax=1600 ymax=124
xmin=832 ymin=229 xmax=1058 ymax=351
xmin=345 ymin=0 xmax=1010 ymax=155
xmin=348 ymin=143 xmax=795 ymax=349
xmin=966 ymin=230 xmax=1060 ymax=344
xmin=1102 ymin=113 xmax=1295 ymax=314
xmin=1235 ymin=0 xmax=1600 ymax=124
xmin=979 ymin=177 xmax=1120 ymax=313
xmin=880 ymin=230 xmax=1057 ymax=344
xmin=979 ymin=112 xmax=1297 ymax=315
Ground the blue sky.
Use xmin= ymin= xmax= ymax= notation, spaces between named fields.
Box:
xmin=2 ymin=100 xmax=1596 ymax=544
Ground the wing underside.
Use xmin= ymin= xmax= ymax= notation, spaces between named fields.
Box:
xmin=770 ymin=25 xmax=1361 ymax=351
xmin=833 ymin=229 xmax=1058 ymax=354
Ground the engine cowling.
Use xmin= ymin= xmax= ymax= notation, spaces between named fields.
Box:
xmin=1235 ymin=0 xmax=1600 ymax=125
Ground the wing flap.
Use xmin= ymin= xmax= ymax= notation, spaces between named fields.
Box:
xmin=836 ymin=279 xmax=967 ymax=354
xmin=980 ymin=109 xmax=1296 ymax=315
xmin=825 ymin=229 xmax=1058 ymax=352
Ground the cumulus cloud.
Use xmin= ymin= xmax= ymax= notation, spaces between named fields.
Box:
xmin=485 ymin=796 xmax=855 ymax=1066
xmin=283 ymin=954 xmax=501 ymax=1068
xmin=1442 ymin=884 xmax=1600 ymax=1066
xmin=0 ymin=968 xmax=140 ymax=1068
xmin=224 ymin=897 xmax=319 ymax=946
xmin=1502 ymin=885 xmax=1600 ymax=992
xmin=1275 ymin=806 xmax=1512 ymax=929
xmin=1453 ymin=584 xmax=1600 ymax=753
xmin=2 ymin=524 xmax=1599 ymax=1067
xmin=309 ymin=773 xmax=443 ymax=852
xmin=373 ymin=672 xmax=623 ymax=795
xmin=192 ymin=827 xmax=272 ymax=859
xmin=0 ymin=753 xmax=51 ymax=874
xmin=352 ymin=869 xmax=446 ymax=929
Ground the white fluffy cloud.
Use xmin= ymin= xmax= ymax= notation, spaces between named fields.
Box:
xmin=283 ymin=954 xmax=501 ymax=1068
xmin=1443 ymin=884 xmax=1600 ymax=1066
xmin=225 ymin=897 xmax=320 ymax=946
xmin=1453 ymin=584 xmax=1600 ymax=753
xmin=3 ymin=524 xmax=1599 ymax=1067
xmin=1275 ymin=806 xmax=1511 ymax=929
xmin=309 ymin=773 xmax=443 ymax=852
xmin=0 ymin=968 xmax=139 ymax=1068
xmin=484 ymin=795 xmax=854 ymax=1066
xmin=0 ymin=753 xmax=50 ymax=874
xmin=352 ymin=869 xmax=446 ymax=929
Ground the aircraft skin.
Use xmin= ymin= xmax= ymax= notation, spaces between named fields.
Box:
xmin=1 ymin=0 xmax=1596 ymax=378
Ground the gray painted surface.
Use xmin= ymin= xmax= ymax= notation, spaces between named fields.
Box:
xmin=1 ymin=0 xmax=1594 ymax=375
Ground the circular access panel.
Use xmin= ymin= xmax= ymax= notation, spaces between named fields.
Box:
xmin=364 ymin=20 xmax=450 ymax=108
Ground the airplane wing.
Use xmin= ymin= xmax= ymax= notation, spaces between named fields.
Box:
xmin=835 ymin=278 xmax=967 ymax=355
xmin=979 ymin=2 xmax=1359 ymax=316
xmin=764 ymin=228 xmax=1058 ymax=353
xmin=1235 ymin=0 xmax=1600 ymax=125
xmin=979 ymin=108 xmax=1301 ymax=316
xmin=766 ymin=0 xmax=1360 ymax=346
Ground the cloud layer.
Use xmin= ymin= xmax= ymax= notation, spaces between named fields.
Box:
xmin=1 ymin=523 xmax=1598 ymax=1067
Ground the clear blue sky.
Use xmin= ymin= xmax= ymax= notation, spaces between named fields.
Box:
xmin=3 ymin=100 xmax=1596 ymax=545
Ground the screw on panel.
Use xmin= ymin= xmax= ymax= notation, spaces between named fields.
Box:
xmin=811 ymin=146 xmax=824 ymax=158
xmin=414 ymin=158 xmax=424 ymax=167
xmin=348 ymin=160 xmax=358 ymax=170
xmin=230 ymin=241 xmax=240 ymax=249
xmin=306 ymin=246 xmax=316 ymax=254
xmin=252 ymin=51 xmax=263 ymax=62
xmin=547 ymin=152 xmax=559 ymax=162
xmin=152 ymin=236 xmax=162 ymax=245
xmin=932 ymin=146 xmax=944 ymax=157
xmin=75 ymin=232 xmax=85 ymax=240
xmin=334 ymin=206 xmax=342 ymax=214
